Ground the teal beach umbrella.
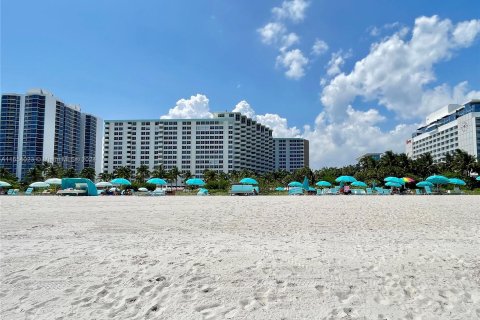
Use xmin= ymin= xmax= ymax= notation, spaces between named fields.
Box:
xmin=111 ymin=178 xmax=131 ymax=186
xmin=240 ymin=177 xmax=258 ymax=185
xmin=147 ymin=178 xmax=167 ymax=185
xmin=186 ymin=178 xmax=206 ymax=186
xmin=385 ymin=181 xmax=402 ymax=188
xmin=288 ymin=181 xmax=303 ymax=187
xmin=335 ymin=176 xmax=356 ymax=183
xmin=416 ymin=181 xmax=433 ymax=188
xmin=448 ymin=178 xmax=466 ymax=186
xmin=316 ymin=181 xmax=332 ymax=187
xmin=351 ymin=181 xmax=367 ymax=187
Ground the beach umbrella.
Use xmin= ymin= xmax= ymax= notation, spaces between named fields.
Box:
xmin=477 ymin=176 xmax=480 ymax=181
xmin=110 ymin=178 xmax=131 ymax=186
xmin=302 ymin=176 xmax=309 ymax=190
xmin=138 ymin=187 xmax=149 ymax=192
xmin=288 ymin=181 xmax=302 ymax=187
xmin=0 ymin=181 xmax=12 ymax=187
xmin=147 ymin=178 xmax=167 ymax=185
xmin=45 ymin=178 xmax=62 ymax=185
xmin=402 ymin=177 xmax=415 ymax=183
xmin=384 ymin=177 xmax=405 ymax=185
xmin=385 ymin=181 xmax=402 ymax=188
xmin=275 ymin=187 xmax=285 ymax=191
xmin=185 ymin=178 xmax=205 ymax=186
xmin=426 ymin=175 xmax=449 ymax=185
xmin=239 ymin=177 xmax=258 ymax=185
xmin=109 ymin=187 xmax=119 ymax=192
xmin=448 ymin=178 xmax=466 ymax=186
xmin=30 ymin=181 xmax=50 ymax=188
xmin=316 ymin=181 xmax=332 ymax=187
xmin=96 ymin=181 xmax=113 ymax=188
xmin=308 ymin=187 xmax=316 ymax=192
xmin=416 ymin=181 xmax=433 ymax=188
xmin=351 ymin=181 xmax=367 ymax=187
xmin=335 ymin=176 xmax=356 ymax=183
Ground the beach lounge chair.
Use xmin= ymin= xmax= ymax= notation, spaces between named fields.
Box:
xmin=374 ymin=187 xmax=383 ymax=195
xmin=230 ymin=185 xmax=256 ymax=196
xmin=424 ymin=186 xmax=433 ymax=195
xmin=151 ymin=188 xmax=166 ymax=196
xmin=316 ymin=189 xmax=323 ymax=195
xmin=383 ymin=189 xmax=392 ymax=195
xmin=288 ymin=187 xmax=304 ymax=195
xmin=25 ymin=187 xmax=33 ymax=195
xmin=415 ymin=189 xmax=423 ymax=195
xmin=366 ymin=188 xmax=373 ymax=195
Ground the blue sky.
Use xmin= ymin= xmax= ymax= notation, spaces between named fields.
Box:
xmin=2 ymin=0 xmax=480 ymax=167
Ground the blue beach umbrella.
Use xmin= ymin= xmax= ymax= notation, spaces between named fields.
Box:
xmin=110 ymin=178 xmax=131 ymax=186
xmin=335 ymin=176 xmax=356 ymax=183
xmin=351 ymin=181 xmax=367 ymax=187
xmin=316 ymin=181 xmax=332 ymax=187
xmin=416 ymin=181 xmax=433 ymax=188
xmin=448 ymin=178 xmax=466 ymax=186
xmin=385 ymin=181 xmax=402 ymax=188
xmin=185 ymin=178 xmax=206 ymax=187
xmin=426 ymin=175 xmax=449 ymax=185
xmin=302 ymin=176 xmax=309 ymax=190
xmin=147 ymin=178 xmax=168 ymax=185
xmin=288 ymin=181 xmax=303 ymax=187
xmin=240 ymin=177 xmax=258 ymax=185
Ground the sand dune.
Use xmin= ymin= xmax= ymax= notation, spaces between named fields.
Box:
xmin=1 ymin=196 xmax=480 ymax=319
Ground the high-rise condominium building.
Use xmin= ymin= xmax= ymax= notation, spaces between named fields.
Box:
xmin=103 ymin=112 xmax=309 ymax=176
xmin=0 ymin=89 xmax=103 ymax=179
xmin=405 ymin=99 xmax=480 ymax=162
xmin=274 ymin=138 xmax=309 ymax=172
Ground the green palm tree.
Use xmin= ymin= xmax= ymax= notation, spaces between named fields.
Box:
xmin=80 ymin=167 xmax=96 ymax=181
xmin=135 ymin=165 xmax=150 ymax=183
xmin=151 ymin=165 xmax=166 ymax=179
xmin=168 ymin=166 xmax=180 ymax=187
xmin=114 ymin=166 xmax=132 ymax=179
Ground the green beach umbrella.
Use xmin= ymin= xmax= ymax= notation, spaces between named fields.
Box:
xmin=239 ymin=177 xmax=258 ymax=185
xmin=448 ymin=178 xmax=466 ymax=186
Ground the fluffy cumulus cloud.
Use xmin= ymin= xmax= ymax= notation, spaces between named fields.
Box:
xmin=161 ymin=94 xmax=213 ymax=119
xmin=326 ymin=50 xmax=351 ymax=77
xmin=257 ymin=0 xmax=311 ymax=79
xmin=276 ymin=49 xmax=309 ymax=80
xmin=232 ymin=101 xmax=301 ymax=138
xmin=321 ymin=15 xmax=480 ymax=121
xmin=272 ymin=0 xmax=310 ymax=23
xmin=311 ymin=39 xmax=329 ymax=56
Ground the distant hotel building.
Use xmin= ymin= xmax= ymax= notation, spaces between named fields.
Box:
xmin=274 ymin=138 xmax=309 ymax=172
xmin=103 ymin=112 xmax=309 ymax=176
xmin=406 ymin=99 xmax=480 ymax=162
xmin=356 ymin=153 xmax=383 ymax=162
xmin=0 ymin=89 xmax=103 ymax=179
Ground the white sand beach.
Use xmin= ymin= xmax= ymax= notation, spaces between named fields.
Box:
xmin=1 ymin=196 xmax=480 ymax=319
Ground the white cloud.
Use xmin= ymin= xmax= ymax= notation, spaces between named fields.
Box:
xmin=302 ymin=107 xmax=419 ymax=167
xmin=368 ymin=22 xmax=402 ymax=37
xmin=232 ymin=100 xmax=256 ymax=118
xmin=326 ymin=50 xmax=351 ymax=77
xmin=321 ymin=16 xmax=480 ymax=121
xmin=161 ymin=94 xmax=213 ymax=119
xmin=232 ymin=100 xmax=301 ymax=138
xmin=276 ymin=49 xmax=309 ymax=79
xmin=281 ymin=32 xmax=300 ymax=49
xmin=258 ymin=22 xmax=286 ymax=45
xmin=272 ymin=0 xmax=310 ymax=23
xmin=311 ymin=39 xmax=329 ymax=56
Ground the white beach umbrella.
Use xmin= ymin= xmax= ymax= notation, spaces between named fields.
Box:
xmin=96 ymin=181 xmax=113 ymax=188
xmin=30 ymin=181 xmax=50 ymax=188
xmin=45 ymin=178 xmax=62 ymax=185
xmin=0 ymin=181 xmax=12 ymax=187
